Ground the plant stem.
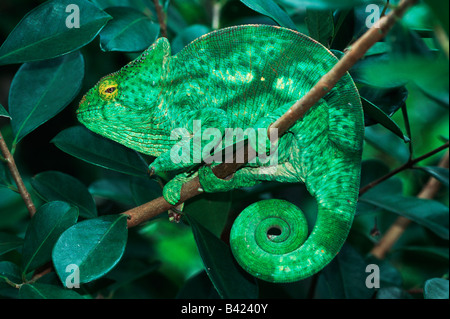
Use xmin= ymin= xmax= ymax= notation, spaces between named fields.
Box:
xmin=0 ymin=131 xmax=36 ymax=217
xmin=359 ymin=141 xmax=449 ymax=196
xmin=370 ymin=150 xmax=449 ymax=259
xmin=153 ymin=0 xmax=167 ymax=38
xmin=124 ymin=0 xmax=419 ymax=228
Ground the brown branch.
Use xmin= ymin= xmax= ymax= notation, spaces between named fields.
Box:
xmin=124 ymin=0 xmax=419 ymax=228
xmin=0 ymin=131 xmax=36 ymax=217
xmin=370 ymin=151 xmax=449 ymax=260
xmin=153 ymin=0 xmax=167 ymax=38
xmin=359 ymin=141 xmax=450 ymax=196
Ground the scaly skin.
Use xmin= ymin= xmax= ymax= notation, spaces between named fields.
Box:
xmin=77 ymin=25 xmax=364 ymax=283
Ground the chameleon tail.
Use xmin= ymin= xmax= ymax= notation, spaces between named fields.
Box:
xmin=230 ymin=198 xmax=355 ymax=283
xmin=229 ymin=160 xmax=360 ymax=283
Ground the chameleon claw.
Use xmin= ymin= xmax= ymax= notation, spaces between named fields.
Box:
xmin=149 ymin=166 xmax=156 ymax=176
xmin=198 ymin=187 xmax=204 ymax=193
xmin=168 ymin=206 xmax=184 ymax=223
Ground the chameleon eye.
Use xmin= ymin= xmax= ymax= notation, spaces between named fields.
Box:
xmin=105 ymin=87 xmax=116 ymax=94
xmin=99 ymin=79 xmax=119 ymax=100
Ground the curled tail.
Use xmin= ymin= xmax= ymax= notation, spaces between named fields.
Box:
xmin=230 ymin=148 xmax=361 ymax=283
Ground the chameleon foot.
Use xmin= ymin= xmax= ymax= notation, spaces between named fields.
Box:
xmin=162 ymin=171 xmax=198 ymax=205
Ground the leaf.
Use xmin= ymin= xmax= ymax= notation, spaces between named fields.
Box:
xmin=360 ymin=159 xmax=390 ymax=190
xmin=52 ymin=126 xmax=149 ymax=177
xmin=100 ymin=7 xmax=160 ymax=52
xmin=0 ymin=261 xmax=22 ymax=288
xmin=359 ymin=85 xmax=409 ymax=127
xmin=424 ymin=278 xmax=449 ymax=299
xmin=184 ymin=192 xmax=231 ymax=238
xmin=9 ymin=51 xmax=84 ymax=145
xmin=364 ymin=125 xmax=410 ymax=163
xmin=129 ymin=177 xmax=163 ymax=206
xmin=0 ymin=233 xmax=23 ymax=256
xmin=360 ymin=195 xmax=449 ymax=240
xmin=240 ymin=0 xmax=298 ymax=30
xmin=0 ymin=0 xmax=111 ymax=65
xmin=172 ymin=24 xmax=211 ymax=55
xmin=31 ymin=171 xmax=97 ymax=219
xmin=22 ymin=201 xmax=79 ymax=274
xmin=361 ymin=97 xmax=409 ymax=142
xmin=360 ymin=57 xmax=449 ymax=105
xmin=416 ymin=166 xmax=449 ymax=188
xmin=278 ymin=0 xmax=383 ymax=10
xmin=52 ymin=214 xmax=128 ymax=286
xmin=186 ymin=214 xmax=258 ymax=299
xmin=89 ymin=177 xmax=135 ymax=206
xmin=176 ymin=270 xmax=221 ymax=299
xmin=19 ymin=283 xmax=83 ymax=299
xmin=424 ymin=0 xmax=449 ymax=35
xmin=305 ymin=9 xmax=334 ymax=47
xmin=376 ymin=287 xmax=413 ymax=299
xmin=0 ymin=104 xmax=10 ymax=119
xmin=317 ymin=244 xmax=375 ymax=299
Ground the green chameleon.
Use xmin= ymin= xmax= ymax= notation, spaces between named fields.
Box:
xmin=77 ymin=25 xmax=364 ymax=283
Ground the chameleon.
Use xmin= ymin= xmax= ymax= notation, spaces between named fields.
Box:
xmin=77 ymin=25 xmax=364 ymax=283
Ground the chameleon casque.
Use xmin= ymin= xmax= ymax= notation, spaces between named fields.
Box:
xmin=77 ymin=25 xmax=364 ymax=283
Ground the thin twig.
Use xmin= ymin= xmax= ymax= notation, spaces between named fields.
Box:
xmin=359 ymin=141 xmax=449 ymax=196
xmin=124 ymin=0 xmax=419 ymax=228
xmin=0 ymin=131 xmax=36 ymax=216
xmin=153 ymin=0 xmax=167 ymax=38
xmin=370 ymin=150 xmax=449 ymax=259
xmin=381 ymin=0 xmax=390 ymax=17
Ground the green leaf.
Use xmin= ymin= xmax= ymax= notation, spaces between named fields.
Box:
xmin=361 ymin=97 xmax=409 ymax=142
xmin=100 ymin=7 xmax=159 ymax=52
xmin=0 ymin=232 xmax=23 ymax=256
xmin=22 ymin=201 xmax=79 ymax=274
xmin=186 ymin=214 xmax=258 ymax=299
xmin=240 ymin=0 xmax=298 ymax=31
xmin=360 ymin=159 xmax=390 ymax=190
xmin=19 ymin=283 xmax=83 ymax=299
xmin=130 ymin=177 xmax=163 ymax=206
xmin=305 ymin=9 xmax=334 ymax=47
xmin=52 ymin=126 xmax=149 ymax=177
xmin=9 ymin=51 xmax=84 ymax=145
xmin=364 ymin=126 xmax=410 ymax=163
xmin=31 ymin=171 xmax=97 ymax=219
xmin=416 ymin=166 xmax=449 ymax=188
xmin=424 ymin=278 xmax=449 ymax=299
xmin=278 ymin=0 xmax=383 ymax=10
xmin=52 ymin=214 xmax=128 ymax=286
xmin=360 ymin=57 xmax=449 ymax=105
xmin=176 ymin=270 xmax=220 ymax=299
xmin=89 ymin=177 xmax=135 ymax=206
xmin=359 ymin=85 xmax=409 ymax=127
xmin=0 ymin=261 xmax=22 ymax=288
xmin=172 ymin=24 xmax=211 ymax=55
xmin=424 ymin=0 xmax=449 ymax=35
xmin=0 ymin=104 xmax=10 ymax=119
xmin=0 ymin=0 xmax=111 ymax=65
xmin=318 ymin=244 xmax=375 ymax=299
xmin=184 ymin=192 xmax=231 ymax=238
xmin=360 ymin=195 xmax=449 ymax=240
xmin=376 ymin=287 xmax=413 ymax=299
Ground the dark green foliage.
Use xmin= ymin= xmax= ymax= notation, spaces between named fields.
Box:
xmin=0 ymin=0 xmax=448 ymax=300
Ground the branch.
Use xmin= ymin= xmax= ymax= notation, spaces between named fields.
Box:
xmin=124 ymin=0 xmax=419 ymax=228
xmin=370 ymin=150 xmax=449 ymax=259
xmin=153 ymin=0 xmax=167 ymax=38
xmin=0 ymin=131 xmax=36 ymax=217
xmin=359 ymin=141 xmax=450 ymax=196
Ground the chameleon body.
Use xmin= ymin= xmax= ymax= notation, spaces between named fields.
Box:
xmin=77 ymin=25 xmax=364 ymax=283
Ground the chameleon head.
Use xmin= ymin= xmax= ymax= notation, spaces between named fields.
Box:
xmin=76 ymin=38 xmax=172 ymax=155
